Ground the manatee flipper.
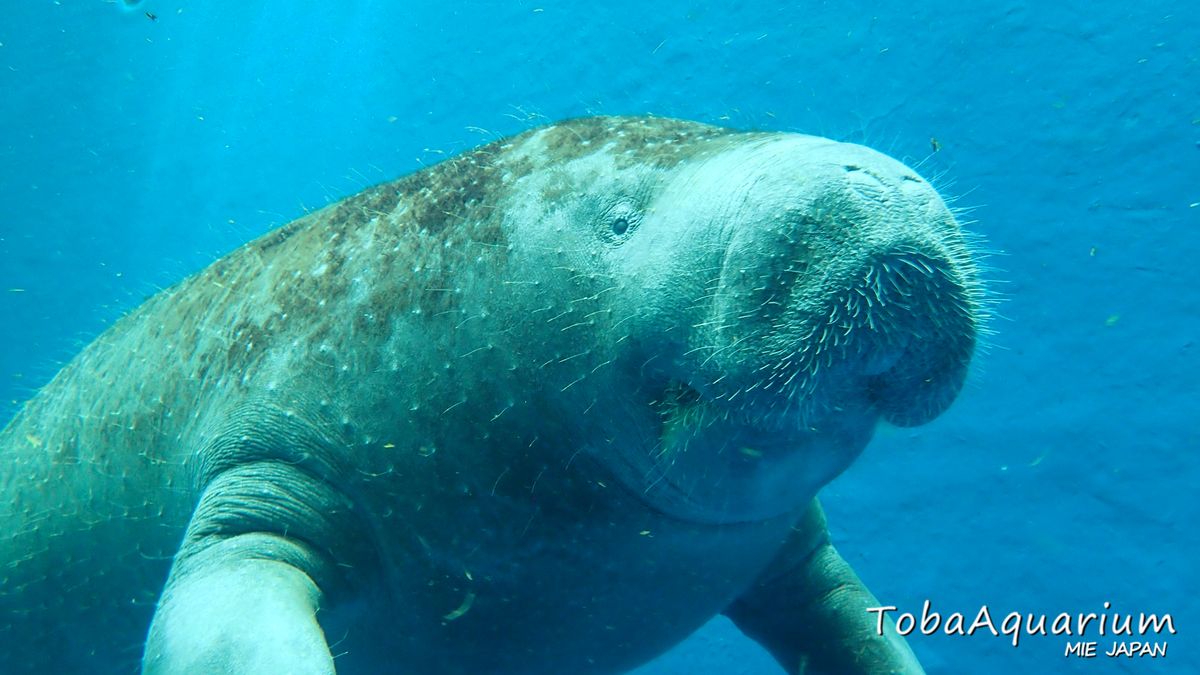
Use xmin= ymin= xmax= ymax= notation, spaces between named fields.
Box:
xmin=142 ymin=461 xmax=356 ymax=675
xmin=724 ymin=500 xmax=924 ymax=675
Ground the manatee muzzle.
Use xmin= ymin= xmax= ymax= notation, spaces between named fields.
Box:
xmin=842 ymin=249 xmax=977 ymax=427
xmin=699 ymin=238 xmax=978 ymax=435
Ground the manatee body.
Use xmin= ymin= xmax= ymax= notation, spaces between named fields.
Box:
xmin=0 ymin=116 xmax=979 ymax=674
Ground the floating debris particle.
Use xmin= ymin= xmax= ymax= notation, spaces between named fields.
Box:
xmin=443 ymin=591 xmax=475 ymax=621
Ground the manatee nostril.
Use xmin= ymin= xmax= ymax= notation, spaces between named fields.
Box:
xmin=843 ymin=166 xmax=888 ymax=201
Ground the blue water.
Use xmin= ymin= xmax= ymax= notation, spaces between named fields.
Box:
xmin=1 ymin=2 xmax=1195 ymax=673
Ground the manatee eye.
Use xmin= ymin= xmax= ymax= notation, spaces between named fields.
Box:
xmin=599 ymin=200 xmax=641 ymax=244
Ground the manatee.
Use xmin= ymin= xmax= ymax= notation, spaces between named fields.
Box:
xmin=0 ymin=116 xmax=980 ymax=674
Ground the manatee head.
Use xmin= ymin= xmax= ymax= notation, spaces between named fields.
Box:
xmin=491 ymin=117 xmax=982 ymax=524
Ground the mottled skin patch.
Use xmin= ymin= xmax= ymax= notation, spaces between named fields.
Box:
xmin=536 ymin=115 xmax=737 ymax=167
xmin=0 ymin=116 xmax=978 ymax=674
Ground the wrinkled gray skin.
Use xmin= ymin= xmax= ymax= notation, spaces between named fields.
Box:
xmin=0 ymin=117 xmax=979 ymax=674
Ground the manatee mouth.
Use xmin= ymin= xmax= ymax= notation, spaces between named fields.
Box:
xmin=861 ymin=338 xmax=909 ymax=377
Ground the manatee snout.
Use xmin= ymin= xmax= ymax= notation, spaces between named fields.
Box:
xmin=700 ymin=142 xmax=980 ymax=433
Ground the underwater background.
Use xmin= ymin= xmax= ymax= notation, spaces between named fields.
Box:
xmin=0 ymin=1 xmax=1194 ymax=673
